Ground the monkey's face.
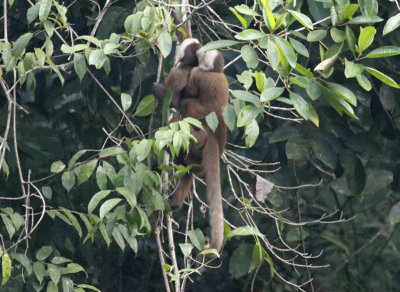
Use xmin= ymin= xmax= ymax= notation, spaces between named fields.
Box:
xmin=175 ymin=38 xmax=201 ymax=66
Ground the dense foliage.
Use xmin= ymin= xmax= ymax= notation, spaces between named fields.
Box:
xmin=1 ymin=0 xmax=400 ymax=291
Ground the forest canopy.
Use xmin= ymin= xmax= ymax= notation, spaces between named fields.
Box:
xmin=1 ymin=0 xmax=400 ymax=291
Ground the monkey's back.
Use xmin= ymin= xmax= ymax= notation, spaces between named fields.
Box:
xmin=166 ymin=65 xmax=192 ymax=107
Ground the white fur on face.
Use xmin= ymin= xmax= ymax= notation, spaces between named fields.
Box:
xmin=175 ymin=38 xmax=200 ymax=66
xmin=198 ymin=50 xmax=218 ymax=71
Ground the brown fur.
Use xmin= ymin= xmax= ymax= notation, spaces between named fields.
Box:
xmin=170 ymin=50 xmax=229 ymax=252
xmin=153 ymin=38 xmax=201 ymax=108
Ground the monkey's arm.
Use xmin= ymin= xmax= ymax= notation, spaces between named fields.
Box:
xmin=152 ymin=82 xmax=166 ymax=102
xmin=180 ymin=98 xmax=209 ymax=120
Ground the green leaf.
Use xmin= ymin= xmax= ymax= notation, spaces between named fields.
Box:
xmin=241 ymin=45 xmax=258 ymax=69
xmin=115 ymin=187 xmax=137 ymax=208
xmin=229 ymin=244 xmax=253 ymax=279
xmin=326 ymin=82 xmax=357 ymax=106
xmin=357 ymin=26 xmax=375 ymax=53
xmin=260 ymin=87 xmax=284 ymax=102
xmin=134 ymin=95 xmax=155 ymax=117
xmin=295 ymin=63 xmax=314 ymax=78
xmin=77 ymin=284 xmax=101 ymax=292
xmin=73 ymin=54 xmax=86 ymax=81
xmin=51 ymin=257 xmax=72 ymax=264
xmin=33 ymin=262 xmax=45 ymax=284
xmin=230 ymin=7 xmax=248 ymax=28
xmin=103 ymin=161 xmax=117 ymax=185
xmin=198 ymin=40 xmax=240 ymax=52
xmin=68 ymin=149 xmax=87 ymax=169
xmin=48 ymin=264 xmax=61 ymax=285
xmin=10 ymin=212 xmax=24 ymax=230
xmin=365 ymin=67 xmax=400 ymax=89
xmin=266 ymin=38 xmax=279 ymax=70
xmin=62 ymin=263 xmax=85 ymax=275
xmin=179 ymin=243 xmax=193 ymax=258
xmin=50 ymin=161 xmax=65 ymax=173
xmin=344 ymin=59 xmax=364 ymax=78
xmin=61 ymin=171 xmax=75 ymax=192
xmin=235 ymin=29 xmax=265 ymax=40
xmin=1 ymin=252 xmax=11 ymax=286
xmin=47 ymin=281 xmax=57 ymax=292
xmin=356 ymin=74 xmax=372 ymax=91
xmin=273 ymin=36 xmax=297 ymax=68
xmin=12 ymin=33 xmax=32 ymax=56
xmin=358 ymin=0 xmax=377 ymax=17
xmin=88 ymin=49 xmax=107 ymax=69
xmin=205 ymin=112 xmax=219 ymax=133
xmin=36 ymin=246 xmax=53 ymax=261
xmin=141 ymin=6 xmax=154 ymax=30
xmin=61 ymin=44 xmax=88 ymax=54
xmin=88 ymin=190 xmax=112 ymax=214
xmin=61 ymin=208 xmax=82 ymax=237
xmin=103 ymin=43 xmax=119 ymax=54
xmin=383 ymin=13 xmax=400 ymax=36
xmin=264 ymin=7 xmax=276 ymax=30
xmin=330 ymin=28 xmax=346 ymax=43
xmin=347 ymin=16 xmax=383 ymax=24
xmin=222 ymin=105 xmax=236 ymax=132
xmin=39 ymin=0 xmax=52 ymax=21
xmin=226 ymin=226 xmax=264 ymax=240
xmin=365 ymin=46 xmax=400 ymax=58
xmin=287 ymin=10 xmax=313 ymax=29
xmin=76 ymin=159 xmax=98 ymax=185
xmin=1 ymin=215 xmax=15 ymax=239
xmin=132 ymin=139 xmax=152 ymax=162
xmin=76 ymin=35 xmax=102 ymax=47
xmin=12 ymin=253 xmax=31 ymax=275
xmin=96 ymin=166 xmax=108 ymax=190
xmin=62 ymin=277 xmax=74 ymax=292
xmin=310 ymin=138 xmax=337 ymax=169
xmin=307 ymin=30 xmax=327 ymax=42
xmin=99 ymin=198 xmax=122 ymax=219
xmin=237 ymin=105 xmax=261 ymax=127
xmin=289 ymin=76 xmax=310 ymax=88
xmin=234 ymin=4 xmax=260 ymax=16
xmin=46 ymin=57 xmax=64 ymax=85
xmin=157 ymin=31 xmax=172 ymax=58
xmin=254 ymin=71 xmax=266 ymax=92
xmin=188 ymin=229 xmax=205 ymax=250
xmin=120 ymin=93 xmax=132 ymax=111
xmin=343 ymin=3 xmax=359 ymax=19
xmin=389 ymin=201 xmax=400 ymax=224
xmin=245 ymin=120 xmax=259 ymax=147
xmin=289 ymin=37 xmax=309 ymax=57
xmin=27 ymin=2 xmax=40 ymax=24
xmin=124 ymin=12 xmax=143 ymax=34
xmin=99 ymin=146 xmax=126 ymax=158
xmin=231 ymin=90 xmax=260 ymax=106
xmin=346 ymin=25 xmax=356 ymax=53
xmin=289 ymin=92 xmax=319 ymax=126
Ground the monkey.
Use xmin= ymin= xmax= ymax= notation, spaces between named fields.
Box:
xmin=170 ymin=50 xmax=229 ymax=252
xmin=153 ymin=38 xmax=202 ymax=109
xmin=153 ymin=9 xmax=202 ymax=109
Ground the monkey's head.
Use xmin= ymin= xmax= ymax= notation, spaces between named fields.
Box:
xmin=197 ymin=50 xmax=224 ymax=72
xmin=175 ymin=38 xmax=202 ymax=67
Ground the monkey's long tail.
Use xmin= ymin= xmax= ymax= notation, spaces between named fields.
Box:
xmin=202 ymin=135 xmax=224 ymax=252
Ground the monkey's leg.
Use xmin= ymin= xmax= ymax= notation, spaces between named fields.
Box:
xmin=201 ymin=136 xmax=224 ymax=252
xmin=169 ymin=173 xmax=193 ymax=209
